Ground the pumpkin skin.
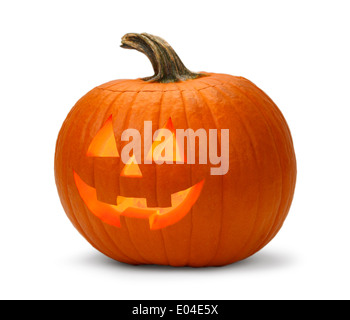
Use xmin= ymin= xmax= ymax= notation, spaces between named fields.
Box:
xmin=54 ymin=34 xmax=297 ymax=267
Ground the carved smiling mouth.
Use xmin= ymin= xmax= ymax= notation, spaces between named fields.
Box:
xmin=74 ymin=171 xmax=204 ymax=230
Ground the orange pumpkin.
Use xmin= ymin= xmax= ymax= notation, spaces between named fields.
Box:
xmin=54 ymin=33 xmax=297 ymax=267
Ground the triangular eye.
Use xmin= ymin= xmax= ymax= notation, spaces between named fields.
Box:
xmin=120 ymin=155 xmax=142 ymax=178
xmin=87 ymin=115 xmax=119 ymax=157
xmin=146 ymin=117 xmax=186 ymax=164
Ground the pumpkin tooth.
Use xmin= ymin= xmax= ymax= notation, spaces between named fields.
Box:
xmin=146 ymin=194 xmax=171 ymax=208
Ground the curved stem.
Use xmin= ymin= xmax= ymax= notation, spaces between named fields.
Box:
xmin=121 ymin=33 xmax=205 ymax=83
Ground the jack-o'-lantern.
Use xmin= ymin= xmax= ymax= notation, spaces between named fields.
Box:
xmin=54 ymin=33 xmax=297 ymax=267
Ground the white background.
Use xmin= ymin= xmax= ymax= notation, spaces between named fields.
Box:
xmin=1 ymin=0 xmax=349 ymax=300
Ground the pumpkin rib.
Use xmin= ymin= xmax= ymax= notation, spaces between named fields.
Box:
xmin=62 ymin=90 xmax=126 ymax=260
xmin=117 ymin=88 xmax=155 ymax=264
xmin=77 ymin=91 xmax=127 ymax=259
xmin=205 ymin=75 xmax=290 ymax=260
xmin=201 ymin=81 xmax=264 ymax=265
xmin=155 ymin=87 xmax=198 ymax=266
xmin=237 ymin=80 xmax=296 ymax=253
xmin=194 ymin=79 xmax=238 ymax=266
xmin=120 ymin=89 xmax=172 ymax=265
xmin=143 ymin=90 xmax=176 ymax=264
xmin=156 ymin=89 xmax=171 ymax=266
xmin=244 ymin=78 xmax=295 ymax=150
xmin=116 ymin=91 xmax=167 ymax=264
xmin=60 ymin=92 xmax=131 ymax=261
xmin=66 ymin=181 xmax=125 ymax=261
xmin=232 ymin=83 xmax=290 ymax=256
xmin=192 ymin=85 xmax=225 ymax=266
xmin=178 ymin=86 xmax=219 ymax=266
xmin=224 ymin=81 xmax=285 ymax=260
xmin=55 ymin=126 xmax=90 ymax=240
xmin=244 ymin=79 xmax=297 ymax=236
xmin=59 ymin=154 xmax=109 ymax=258
xmin=90 ymin=91 xmax=145 ymax=264
xmin=227 ymin=78 xmax=296 ymax=252
xmin=56 ymin=91 xmax=100 ymax=232
xmin=211 ymin=79 xmax=281 ymax=261
xmin=236 ymin=80 xmax=295 ymax=258
xmin=197 ymin=82 xmax=229 ymax=266
xmin=253 ymin=166 xmax=295 ymax=252
xmin=234 ymin=77 xmax=295 ymax=164
xmin=117 ymin=91 xmax=153 ymax=264
xmin=176 ymin=85 xmax=194 ymax=266
xmin=74 ymin=89 xmax=144 ymax=264
xmin=72 ymin=90 xmax=140 ymax=263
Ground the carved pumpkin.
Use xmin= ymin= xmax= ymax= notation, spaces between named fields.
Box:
xmin=54 ymin=33 xmax=297 ymax=267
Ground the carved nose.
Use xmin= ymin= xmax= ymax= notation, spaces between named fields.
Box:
xmin=120 ymin=155 xmax=142 ymax=178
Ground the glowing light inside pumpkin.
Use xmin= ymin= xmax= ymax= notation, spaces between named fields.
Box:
xmin=116 ymin=185 xmax=192 ymax=215
xmin=74 ymin=171 xmax=204 ymax=230
xmin=86 ymin=116 xmax=119 ymax=157
xmin=120 ymin=154 xmax=142 ymax=178
xmin=76 ymin=115 xmax=204 ymax=230
xmin=146 ymin=118 xmax=186 ymax=164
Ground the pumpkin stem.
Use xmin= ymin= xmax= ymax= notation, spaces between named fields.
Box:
xmin=120 ymin=33 xmax=205 ymax=83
